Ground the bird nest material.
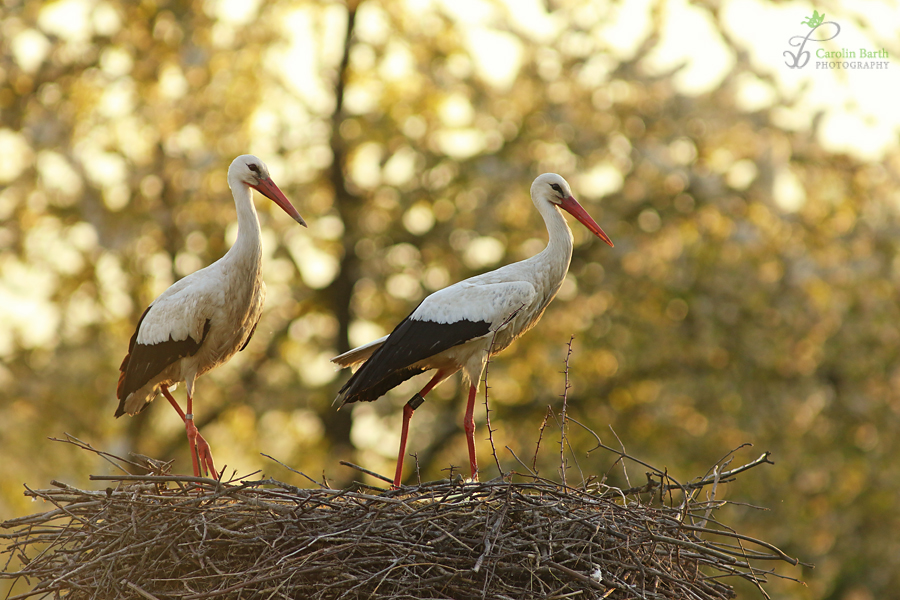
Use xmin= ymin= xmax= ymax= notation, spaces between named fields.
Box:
xmin=1 ymin=436 xmax=806 ymax=600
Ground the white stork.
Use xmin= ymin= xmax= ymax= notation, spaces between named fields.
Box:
xmin=116 ymin=155 xmax=306 ymax=479
xmin=332 ymin=173 xmax=614 ymax=488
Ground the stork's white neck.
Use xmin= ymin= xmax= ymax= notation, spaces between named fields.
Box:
xmin=223 ymin=180 xmax=263 ymax=268
xmin=532 ymin=197 xmax=575 ymax=284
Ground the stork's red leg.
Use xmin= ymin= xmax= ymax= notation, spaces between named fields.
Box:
xmin=463 ymin=384 xmax=479 ymax=481
xmin=393 ymin=397 xmax=421 ymax=489
xmin=162 ymin=385 xmax=218 ymax=479
xmin=162 ymin=385 xmax=186 ymax=419
xmin=393 ymin=371 xmax=446 ymax=489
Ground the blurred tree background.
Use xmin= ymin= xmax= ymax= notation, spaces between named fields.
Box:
xmin=2 ymin=0 xmax=899 ymax=597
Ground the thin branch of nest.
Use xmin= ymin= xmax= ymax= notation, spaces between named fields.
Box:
xmin=1 ymin=435 xmax=807 ymax=600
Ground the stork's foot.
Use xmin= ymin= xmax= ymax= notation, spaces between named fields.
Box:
xmin=185 ymin=416 xmax=219 ymax=479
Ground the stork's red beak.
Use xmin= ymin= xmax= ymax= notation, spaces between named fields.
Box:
xmin=559 ymin=195 xmax=614 ymax=248
xmin=252 ymin=177 xmax=308 ymax=227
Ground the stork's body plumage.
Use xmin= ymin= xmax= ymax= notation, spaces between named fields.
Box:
xmin=333 ymin=174 xmax=613 ymax=487
xmin=116 ymin=155 xmax=306 ymax=478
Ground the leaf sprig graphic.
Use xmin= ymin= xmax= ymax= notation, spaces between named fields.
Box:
xmin=801 ymin=10 xmax=825 ymax=27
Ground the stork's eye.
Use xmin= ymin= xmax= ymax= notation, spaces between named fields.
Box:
xmin=550 ymin=183 xmax=563 ymax=194
xmin=248 ymin=164 xmax=260 ymax=174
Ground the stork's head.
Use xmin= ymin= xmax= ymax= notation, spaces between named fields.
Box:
xmin=532 ymin=173 xmax=613 ymax=247
xmin=229 ymin=154 xmax=274 ymax=187
xmin=229 ymin=155 xmax=307 ymax=227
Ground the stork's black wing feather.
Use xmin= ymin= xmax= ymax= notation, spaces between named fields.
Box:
xmin=337 ymin=311 xmax=491 ymax=405
xmin=115 ymin=313 xmax=211 ymax=417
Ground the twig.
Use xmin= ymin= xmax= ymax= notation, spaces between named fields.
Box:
xmin=558 ymin=336 xmax=574 ymax=486
xmin=532 ymin=406 xmax=552 ymax=474
xmin=262 ymin=453 xmax=328 ymax=488
xmin=89 ymin=474 xmax=220 ymax=485
xmin=123 ymin=580 xmax=163 ymax=600
xmin=697 ymin=464 xmax=722 ymax=530
xmin=50 ymin=434 xmax=143 ymax=474
xmin=571 ymin=418 xmax=688 ymax=494
xmin=505 ymin=446 xmax=539 ymax=478
xmin=412 ymin=452 xmax=421 ymax=485
xmin=607 ymin=426 xmax=633 ymax=489
xmin=339 ymin=460 xmax=393 ymax=486
xmin=698 ymin=451 xmax=774 ymax=486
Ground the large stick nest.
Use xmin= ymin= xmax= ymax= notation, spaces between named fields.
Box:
xmin=1 ymin=437 xmax=806 ymax=600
